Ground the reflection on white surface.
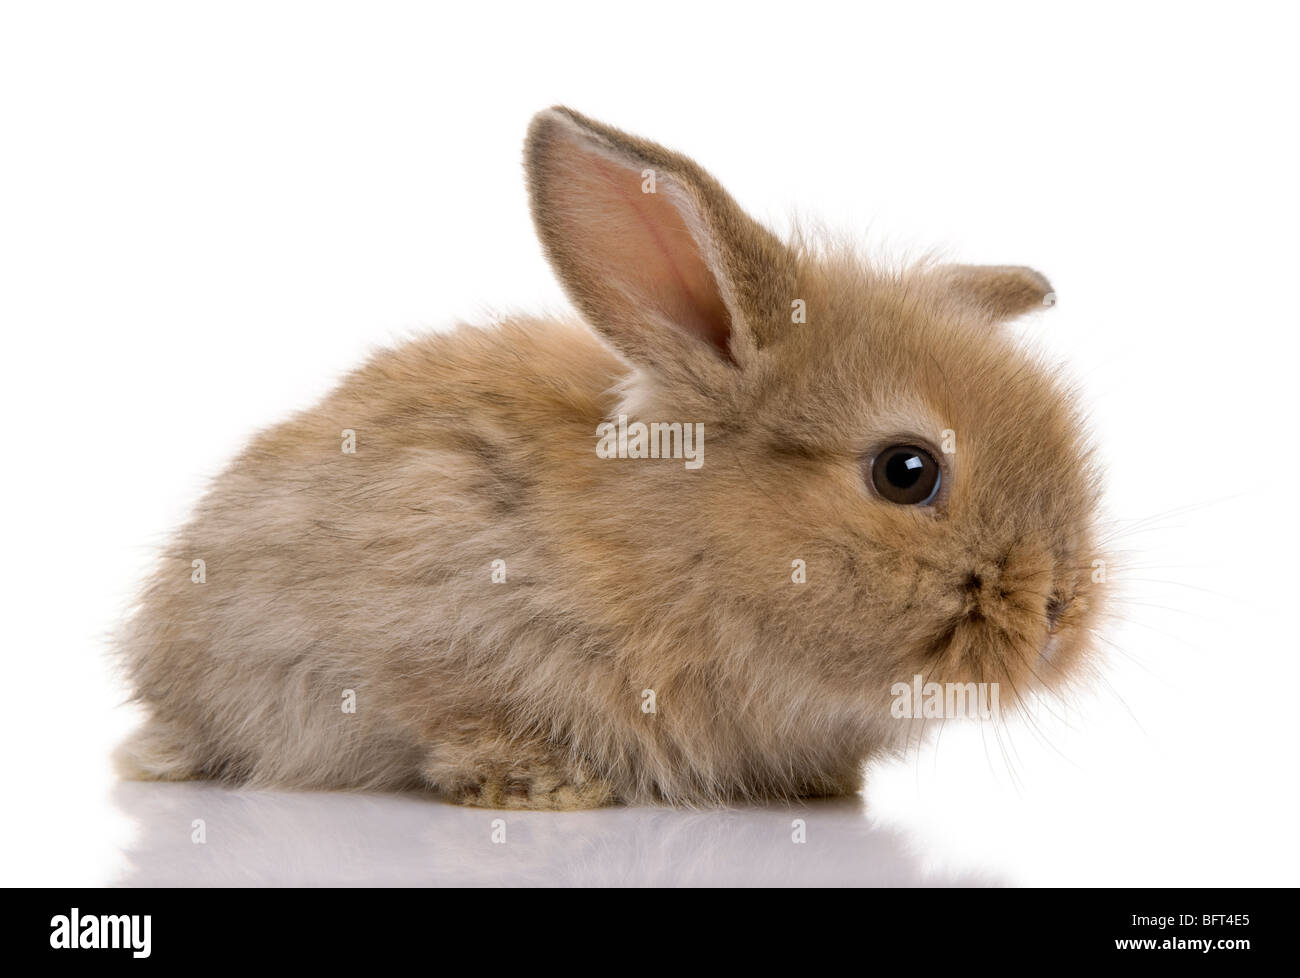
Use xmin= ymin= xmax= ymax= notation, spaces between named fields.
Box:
xmin=111 ymin=781 xmax=999 ymax=887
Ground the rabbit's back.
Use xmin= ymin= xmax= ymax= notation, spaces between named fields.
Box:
xmin=115 ymin=317 xmax=623 ymax=789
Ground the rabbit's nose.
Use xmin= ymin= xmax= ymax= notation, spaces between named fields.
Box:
xmin=960 ymin=567 xmax=1008 ymax=609
xmin=959 ymin=567 xmax=1002 ymax=614
xmin=960 ymin=539 xmax=1055 ymax=632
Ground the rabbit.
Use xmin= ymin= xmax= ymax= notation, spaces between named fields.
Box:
xmin=114 ymin=106 xmax=1104 ymax=810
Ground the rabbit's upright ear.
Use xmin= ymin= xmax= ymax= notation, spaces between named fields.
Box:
xmin=932 ymin=264 xmax=1057 ymax=324
xmin=525 ymin=107 xmax=792 ymax=374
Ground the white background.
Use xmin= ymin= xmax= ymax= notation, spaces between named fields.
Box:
xmin=2 ymin=1 xmax=1297 ymax=886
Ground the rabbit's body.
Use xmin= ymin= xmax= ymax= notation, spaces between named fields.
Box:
xmin=118 ymin=108 xmax=1104 ymax=808
xmin=119 ymin=317 xmax=874 ymax=806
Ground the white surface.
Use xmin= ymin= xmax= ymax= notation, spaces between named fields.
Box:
xmin=2 ymin=1 xmax=1298 ymax=886
xmin=109 ymin=785 xmax=991 ymax=887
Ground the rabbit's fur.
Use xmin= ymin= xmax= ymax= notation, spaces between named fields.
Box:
xmin=116 ymin=108 xmax=1103 ymax=808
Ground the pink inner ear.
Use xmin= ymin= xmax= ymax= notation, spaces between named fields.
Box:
xmin=553 ymin=140 xmax=734 ymax=358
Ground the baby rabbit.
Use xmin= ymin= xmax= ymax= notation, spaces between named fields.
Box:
xmin=116 ymin=107 xmax=1103 ymax=809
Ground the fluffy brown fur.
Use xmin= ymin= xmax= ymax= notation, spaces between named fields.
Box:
xmin=115 ymin=107 xmax=1104 ymax=809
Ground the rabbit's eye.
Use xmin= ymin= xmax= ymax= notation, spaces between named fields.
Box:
xmin=870 ymin=445 xmax=942 ymax=506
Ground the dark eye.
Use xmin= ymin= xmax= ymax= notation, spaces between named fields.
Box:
xmin=870 ymin=445 xmax=942 ymax=505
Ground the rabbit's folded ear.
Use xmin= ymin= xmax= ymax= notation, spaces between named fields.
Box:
xmin=525 ymin=107 xmax=792 ymax=374
xmin=933 ymin=264 xmax=1057 ymax=324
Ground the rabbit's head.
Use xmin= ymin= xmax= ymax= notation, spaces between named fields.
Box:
xmin=526 ymin=108 xmax=1104 ymax=724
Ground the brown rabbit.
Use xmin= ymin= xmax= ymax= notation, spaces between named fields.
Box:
xmin=115 ymin=107 xmax=1104 ymax=809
